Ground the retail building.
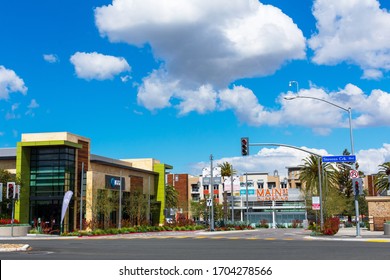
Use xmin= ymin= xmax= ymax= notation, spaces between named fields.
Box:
xmin=0 ymin=132 xmax=172 ymax=232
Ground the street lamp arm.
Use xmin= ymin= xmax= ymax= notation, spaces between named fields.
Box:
xmin=284 ymin=96 xmax=350 ymax=112
xmin=249 ymin=142 xmax=323 ymax=158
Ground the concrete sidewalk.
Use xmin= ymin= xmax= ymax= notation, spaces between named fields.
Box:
xmin=306 ymin=227 xmax=390 ymax=242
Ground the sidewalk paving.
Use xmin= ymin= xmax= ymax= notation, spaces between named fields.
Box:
xmin=306 ymin=227 xmax=390 ymax=242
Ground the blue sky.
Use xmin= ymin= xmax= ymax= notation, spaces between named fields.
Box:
xmin=1 ymin=0 xmax=390 ymax=176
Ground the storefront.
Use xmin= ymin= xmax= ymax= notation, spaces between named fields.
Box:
xmin=0 ymin=132 xmax=172 ymax=232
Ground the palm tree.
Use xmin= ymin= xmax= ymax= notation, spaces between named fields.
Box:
xmin=218 ymin=162 xmax=236 ymax=222
xmin=374 ymin=162 xmax=390 ymax=194
xmin=218 ymin=162 xmax=235 ymax=178
xmin=165 ymin=184 xmax=179 ymax=209
xmin=298 ymin=155 xmax=338 ymax=218
xmin=299 ymin=155 xmax=322 ymax=196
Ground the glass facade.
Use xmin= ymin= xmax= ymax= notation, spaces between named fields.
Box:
xmin=29 ymin=146 xmax=76 ymax=231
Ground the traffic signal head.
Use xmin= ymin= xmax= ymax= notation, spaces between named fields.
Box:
xmin=352 ymin=178 xmax=363 ymax=196
xmin=354 ymin=181 xmax=359 ymax=196
xmin=241 ymin=137 xmax=249 ymax=156
xmin=6 ymin=182 xmax=15 ymax=199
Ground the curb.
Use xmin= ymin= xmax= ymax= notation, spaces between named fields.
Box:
xmin=0 ymin=244 xmax=30 ymax=252
xmin=305 ymin=236 xmax=390 ymax=242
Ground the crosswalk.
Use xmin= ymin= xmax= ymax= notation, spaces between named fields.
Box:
xmin=111 ymin=235 xmax=308 ymax=241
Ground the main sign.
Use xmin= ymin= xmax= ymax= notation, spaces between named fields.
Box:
xmin=256 ymin=188 xmax=288 ymax=201
xmin=322 ymin=155 xmax=356 ymax=163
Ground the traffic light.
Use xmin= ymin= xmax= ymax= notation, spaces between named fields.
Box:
xmin=6 ymin=182 xmax=15 ymax=199
xmin=241 ymin=137 xmax=249 ymax=156
xmin=352 ymin=178 xmax=363 ymax=196
xmin=14 ymin=185 xmax=20 ymax=200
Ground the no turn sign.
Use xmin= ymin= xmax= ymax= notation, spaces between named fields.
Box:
xmin=349 ymin=170 xmax=359 ymax=179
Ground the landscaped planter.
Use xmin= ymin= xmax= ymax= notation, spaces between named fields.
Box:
xmin=0 ymin=225 xmax=31 ymax=237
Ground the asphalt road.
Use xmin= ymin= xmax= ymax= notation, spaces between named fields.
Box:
xmin=1 ymin=237 xmax=389 ymax=260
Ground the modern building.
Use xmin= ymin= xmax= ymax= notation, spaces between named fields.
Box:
xmin=166 ymin=173 xmax=193 ymax=219
xmin=231 ymin=172 xmax=306 ymax=226
xmin=0 ymin=132 xmax=172 ymax=232
xmin=184 ymin=168 xmax=307 ymax=226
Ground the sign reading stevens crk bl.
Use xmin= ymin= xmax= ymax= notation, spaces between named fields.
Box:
xmin=322 ymin=155 xmax=356 ymax=163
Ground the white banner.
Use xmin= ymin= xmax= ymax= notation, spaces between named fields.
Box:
xmin=312 ymin=196 xmax=320 ymax=210
xmin=223 ymin=175 xmax=240 ymax=193
xmin=61 ymin=190 xmax=73 ymax=224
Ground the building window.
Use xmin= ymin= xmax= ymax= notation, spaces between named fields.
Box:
xmin=204 ymin=185 xmax=209 ymax=191
xmin=29 ymin=146 xmax=76 ymax=198
xmin=268 ymin=182 xmax=276 ymax=189
xmin=257 ymin=180 xmax=264 ymax=189
xmin=29 ymin=146 xmax=76 ymax=229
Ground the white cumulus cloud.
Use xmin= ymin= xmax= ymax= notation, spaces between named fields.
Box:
xmin=217 ymin=83 xmax=390 ymax=131
xmin=95 ymin=0 xmax=306 ymax=112
xmin=0 ymin=66 xmax=27 ymax=100
xmin=309 ymin=0 xmax=390 ymax=79
xmin=43 ymin=54 xmax=59 ymax=63
xmin=70 ymin=52 xmax=131 ymax=80
xmin=191 ymin=144 xmax=390 ymax=177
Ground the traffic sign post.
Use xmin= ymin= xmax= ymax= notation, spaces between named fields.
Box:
xmin=349 ymin=170 xmax=359 ymax=179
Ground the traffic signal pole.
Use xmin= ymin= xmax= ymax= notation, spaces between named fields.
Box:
xmin=210 ymin=154 xmax=214 ymax=231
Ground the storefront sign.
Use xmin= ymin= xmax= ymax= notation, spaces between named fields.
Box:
xmin=256 ymin=188 xmax=288 ymax=201
xmin=105 ymin=175 xmax=125 ymax=191
xmin=240 ymin=189 xmax=255 ymax=196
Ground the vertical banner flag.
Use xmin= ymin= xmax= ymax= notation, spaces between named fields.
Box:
xmin=61 ymin=190 xmax=73 ymax=224
xmin=312 ymin=196 xmax=320 ymax=210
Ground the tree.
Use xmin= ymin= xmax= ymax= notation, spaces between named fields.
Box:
xmin=190 ymin=199 xmax=207 ymax=222
xmin=298 ymin=155 xmax=338 ymax=218
xmin=374 ymin=162 xmax=390 ymax=194
xmin=218 ymin=162 xmax=236 ymax=178
xmin=93 ymin=189 xmax=119 ymax=229
xmin=218 ymin=162 xmax=236 ymax=221
xmin=165 ymin=184 xmax=179 ymax=209
xmin=124 ymin=190 xmax=148 ymax=226
xmin=190 ymin=197 xmax=223 ymax=225
xmin=334 ymin=149 xmax=354 ymax=198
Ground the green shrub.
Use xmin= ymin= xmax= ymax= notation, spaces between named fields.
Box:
xmin=92 ymin=229 xmax=105 ymax=235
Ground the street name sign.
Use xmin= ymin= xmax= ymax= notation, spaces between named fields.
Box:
xmin=322 ymin=155 xmax=356 ymax=163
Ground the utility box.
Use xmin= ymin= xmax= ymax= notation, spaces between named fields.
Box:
xmin=384 ymin=222 xmax=390 ymax=236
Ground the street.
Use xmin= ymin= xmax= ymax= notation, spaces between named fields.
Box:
xmin=1 ymin=229 xmax=389 ymax=260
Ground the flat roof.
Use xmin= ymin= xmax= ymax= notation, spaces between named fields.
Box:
xmin=90 ymin=154 xmax=158 ymax=175
xmin=0 ymin=148 xmax=161 ymax=175
xmin=0 ymin=148 xmax=16 ymax=159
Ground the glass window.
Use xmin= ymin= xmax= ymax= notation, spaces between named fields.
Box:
xmin=29 ymin=146 xmax=76 ymax=198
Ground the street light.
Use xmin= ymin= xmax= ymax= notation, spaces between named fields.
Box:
xmin=284 ymin=93 xmax=360 ymax=237
xmin=289 ymin=80 xmax=299 ymax=93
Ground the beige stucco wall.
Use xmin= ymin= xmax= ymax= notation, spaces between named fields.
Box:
xmin=366 ymin=196 xmax=390 ymax=231
xmin=0 ymin=159 xmax=16 ymax=174
xmin=85 ymin=162 xmax=156 ymax=223
xmin=121 ymin=158 xmax=160 ymax=171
